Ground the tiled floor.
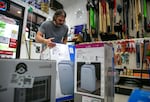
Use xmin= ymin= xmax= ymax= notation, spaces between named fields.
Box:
xmin=114 ymin=94 xmax=129 ymax=102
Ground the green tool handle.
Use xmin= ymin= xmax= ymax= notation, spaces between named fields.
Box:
xmin=144 ymin=0 xmax=147 ymax=17
xmin=144 ymin=0 xmax=147 ymax=31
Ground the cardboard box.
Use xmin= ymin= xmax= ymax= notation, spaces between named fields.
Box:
xmin=41 ymin=43 xmax=75 ymax=100
xmin=74 ymin=42 xmax=114 ymax=102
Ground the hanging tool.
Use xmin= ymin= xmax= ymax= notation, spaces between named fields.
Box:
xmin=129 ymin=0 xmax=135 ymax=38
xmin=144 ymin=0 xmax=147 ymax=32
xmin=137 ymin=0 xmax=142 ymax=16
xmin=113 ymin=0 xmax=117 ymax=34
xmin=122 ymin=0 xmax=127 ymax=39
xmin=130 ymin=0 xmax=134 ymax=30
xmin=93 ymin=0 xmax=99 ymax=41
xmin=117 ymin=4 xmax=122 ymax=22
xmin=136 ymin=41 xmax=140 ymax=68
xmin=107 ymin=0 xmax=115 ymax=34
xmin=135 ymin=0 xmax=139 ymax=38
xmin=99 ymin=1 xmax=102 ymax=33
xmin=140 ymin=0 xmax=144 ymax=38
xmin=147 ymin=1 xmax=150 ymax=32
xmin=144 ymin=0 xmax=150 ymax=32
xmin=86 ymin=0 xmax=94 ymax=41
xmin=114 ymin=4 xmax=122 ymax=39
xmin=87 ymin=0 xmax=99 ymax=41
xmin=126 ymin=0 xmax=129 ymax=38
xmin=101 ymin=0 xmax=107 ymax=33
xmin=106 ymin=1 xmax=110 ymax=33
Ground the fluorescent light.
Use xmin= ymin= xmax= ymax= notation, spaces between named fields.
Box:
xmin=17 ymin=11 xmax=21 ymax=14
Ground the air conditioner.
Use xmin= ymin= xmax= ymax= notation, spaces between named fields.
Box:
xmin=50 ymin=0 xmax=63 ymax=11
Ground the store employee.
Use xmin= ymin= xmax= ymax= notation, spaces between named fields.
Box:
xmin=35 ymin=9 xmax=68 ymax=47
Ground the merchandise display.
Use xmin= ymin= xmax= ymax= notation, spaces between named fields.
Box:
xmin=0 ymin=59 xmax=57 ymax=102
xmin=1 ymin=0 xmax=150 ymax=102
xmin=74 ymin=42 xmax=114 ymax=102
xmin=41 ymin=43 xmax=75 ymax=100
xmin=85 ymin=0 xmax=150 ymax=42
xmin=111 ymin=39 xmax=150 ymax=95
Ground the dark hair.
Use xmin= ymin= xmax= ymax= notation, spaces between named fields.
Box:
xmin=53 ymin=9 xmax=66 ymax=21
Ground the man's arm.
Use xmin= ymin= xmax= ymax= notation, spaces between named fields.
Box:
xmin=62 ymin=26 xmax=68 ymax=44
xmin=35 ymin=31 xmax=47 ymax=44
xmin=35 ymin=31 xmax=56 ymax=47
xmin=63 ymin=37 xmax=67 ymax=44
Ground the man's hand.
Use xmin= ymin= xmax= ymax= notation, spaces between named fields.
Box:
xmin=44 ymin=38 xmax=56 ymax=48
xmin=35 ymin=31 xmax=56 ymax=48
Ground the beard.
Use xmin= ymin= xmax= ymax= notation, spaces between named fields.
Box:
xmin=56 ymin=24 xmax=63 ymax=27
xmin=55 ymin=23 xmax=63 ymax=27
xmin=54 ymin=21 xmax=63 ymax=27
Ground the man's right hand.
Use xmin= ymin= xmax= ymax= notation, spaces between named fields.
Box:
xmin=44 ymin=38 xmax=56 ymax=48
xmin=35 ymin=31 xmax=56 ymax=47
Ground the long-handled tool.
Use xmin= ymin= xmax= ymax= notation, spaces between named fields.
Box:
xmin=122 ymin=0 xmax=127 ymax=38
xmin=135 ymin=0 xmax=139 ymax=38
xmin=130 ymin=0 xmax=134 ymax=30
xmin=143 ymin=0 xmax=147 ymax=32
xmin=126 ymin=0 xmax=129 ymax=38
xmin=113 ymin=0 xmax=117 ymax=34
xmin=101 ymin=0 xmax=107 ymax=33
xmin=114 ymin=4 xmax=122 ymax=39
xmin=144 ymin=0 xmax=150 ymax=32
xmin=93 ymin=0 xmax=99 ymax=41
xmin=147 ymin=1 xmax=150 ymax=32
xmin=86 ymin=0 xmax=94 ymax=41
xmin=99 ymin=1 xmax=102 ymax=33
xmin=107 ymin=0 xmax=115 ymax=34
xmin=106 ymin=1 xmax=110 ymax=33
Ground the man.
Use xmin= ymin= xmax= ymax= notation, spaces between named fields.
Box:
xmin=35 ymin=9 xmax=68 ymax=47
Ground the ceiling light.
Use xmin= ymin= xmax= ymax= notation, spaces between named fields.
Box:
xmin=17 ymin=11 xmax=21 ymax=14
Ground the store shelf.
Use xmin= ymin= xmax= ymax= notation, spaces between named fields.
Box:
xmin=119 ymin=75 xmax=149 ymax=79
xmin=115 ymin=67 xmax=150 ymax=71
xmin=115 ymin=85 xmax=138 ymax=90
xmin=113 ymin=39 xmax=150 ymax=96
xmin=142 ymin=86 xmax=150 ymax=90
xmin=115 ymin=68 xmax=123 ymax=70
xmin=115 ymin=85 xmax=150 ymax=91
xmin=115 ymin=85 xmax=134 ymax=95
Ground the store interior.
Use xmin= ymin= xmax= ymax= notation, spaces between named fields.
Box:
xmin=0 ymin=0 xmax=150 ymax=102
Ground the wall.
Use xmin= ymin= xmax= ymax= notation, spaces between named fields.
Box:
xmin=60 ymin=0 xmax=87 ymax=28
xmin=47 ymin=9 xmax=55 ymax=21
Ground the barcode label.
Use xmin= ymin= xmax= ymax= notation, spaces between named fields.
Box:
xmin=82 ymin=96 xmax=101 ymax=102
xmin=24 ymin=77 xmax=31 ymax=85
xmin=11 ymin=74 xmax=18 ymax=84
xmin=9 ymin=73 xmax=34 ymax=88
xmin=23 ymin=75 xmax=34 ymax=88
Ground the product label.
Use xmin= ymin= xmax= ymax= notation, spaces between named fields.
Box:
xmin=82 ymin=96 xmax=102 ymax=102
xmin=8 ymin=73 xmax=34 ymax=88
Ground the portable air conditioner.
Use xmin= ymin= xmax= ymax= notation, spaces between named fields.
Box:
xmin=80 ymin=64 xmax=96 ymax=92
xmin=58 ymin=60 xmax=74 ymax=95
xmin=0 ymin=59 xmax=56 ymax=102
